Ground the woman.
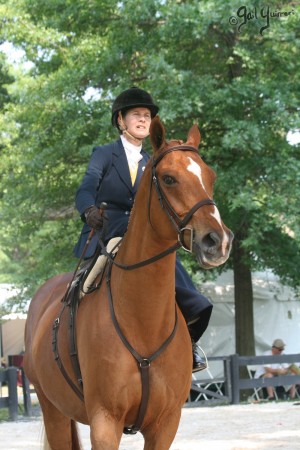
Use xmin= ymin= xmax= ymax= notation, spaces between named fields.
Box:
xmin=74 ymin=87 xmax=212 ymax=372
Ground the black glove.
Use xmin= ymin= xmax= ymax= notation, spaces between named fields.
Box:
xmin=84 ymin=206 xmax=103 ymax=230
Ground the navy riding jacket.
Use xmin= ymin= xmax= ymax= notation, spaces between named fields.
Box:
xmin=74 ymin=139 xmax=149 ymax=259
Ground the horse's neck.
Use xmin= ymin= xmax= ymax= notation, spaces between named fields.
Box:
xmin=111 ymin=218 xmax=177 ymax=339
xmin=114 ymin=227 xmax=176 ymax=307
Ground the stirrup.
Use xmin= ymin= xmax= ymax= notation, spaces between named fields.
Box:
xmin=192 ymin=342 xmax=208 ymax=373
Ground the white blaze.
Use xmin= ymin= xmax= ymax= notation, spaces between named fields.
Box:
xmin=186 ymin=157 xmax=230 ymax=255
xmin=186 ymin=157 xmax=208 ymax=193
xmin=211 ymin=206 xmax=230 ymax=256
xmin=210 ymin=207 xmax=222 ymax=226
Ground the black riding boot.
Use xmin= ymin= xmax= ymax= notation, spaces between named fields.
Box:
xmin=188 ymin=320 xmax=207 ymax=373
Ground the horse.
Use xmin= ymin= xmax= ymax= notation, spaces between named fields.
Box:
xmin=24 ymin=116 xmax=233 ymax=450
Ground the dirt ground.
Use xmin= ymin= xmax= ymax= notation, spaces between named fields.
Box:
xmin=0 ymin=401 xmax=300 ymax=450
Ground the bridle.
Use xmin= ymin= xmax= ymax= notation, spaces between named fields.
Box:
xmin=150 ymin=144 xmax=216 ymax=253
xmin=98 ymin=144 xmax=216 ymax=270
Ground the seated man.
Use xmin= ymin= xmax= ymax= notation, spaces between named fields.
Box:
xmin=255 ymin=339 xmax=299 ymax=400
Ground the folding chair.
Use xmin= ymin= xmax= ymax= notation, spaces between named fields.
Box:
xmin=247 ymin=365 xmax=278 ymax=401
xmin=247 ymin=366 xmax=263 ymax=401
xmin=190 ymin=367 xmax=224 ymax=402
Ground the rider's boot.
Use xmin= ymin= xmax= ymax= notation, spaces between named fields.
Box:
xmin=188 ymin=321 xmax=207 ymax=372
xmin=191 ymin=339 xmax=207 ymax=372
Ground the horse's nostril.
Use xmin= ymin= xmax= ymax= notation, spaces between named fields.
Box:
xmin=202 ymin=232 xmax=220 ymax=254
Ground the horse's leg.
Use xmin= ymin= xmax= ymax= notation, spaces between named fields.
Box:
xmin=35 ymin=387 xmax=82 ymax=450
xmin=142 ymin=410 xmax=182 ymax=450
xmin=89 ymin=412 xmax=123 ymax=450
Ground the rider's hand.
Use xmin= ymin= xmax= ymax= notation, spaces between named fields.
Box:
xmin=84 ymin=206 xmax=103 ymax=230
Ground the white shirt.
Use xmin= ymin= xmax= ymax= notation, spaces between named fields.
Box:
xmin=254 ymin=350 xmax=289 ymax=378
xmin=120 ymin=135 xmax=143 ymax=168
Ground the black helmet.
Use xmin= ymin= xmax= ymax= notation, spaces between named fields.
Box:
xmin=111 ymin=86 xmax=159 ymax=128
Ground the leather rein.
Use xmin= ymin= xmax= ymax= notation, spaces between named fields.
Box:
xmin=52 ymin=143 xmax=216 ymax=434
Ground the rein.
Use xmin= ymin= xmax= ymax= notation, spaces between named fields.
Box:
xmin=97 ymin=235 xmax=181 ymax=270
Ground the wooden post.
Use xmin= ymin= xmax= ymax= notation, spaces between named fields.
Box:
xmin=223 ymin=357 xmax=232 ymax=403
xmin=230 ymin=354 xmax=240 ymax=404
xmin=21 ymin=369 xmax=32 ymax=416
xmin=7 ymin=367 xmax=18 ymax=421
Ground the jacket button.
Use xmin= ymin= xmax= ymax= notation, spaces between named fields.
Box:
xmin=125 ymin=211 xmax=129 ymax=215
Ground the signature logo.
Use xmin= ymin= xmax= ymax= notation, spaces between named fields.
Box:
xmin=229 ymin=5 xmax=296 ymax=35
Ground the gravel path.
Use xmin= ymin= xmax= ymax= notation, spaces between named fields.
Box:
xmin=0 ymin=402 xmax=299 ymax=449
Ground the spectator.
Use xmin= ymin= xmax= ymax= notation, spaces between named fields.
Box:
xmin=255 ymin=338 xmax=298 ymax=400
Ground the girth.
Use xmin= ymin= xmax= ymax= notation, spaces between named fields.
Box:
xmin=52 ymin=259 xmax=105 ymax=403
xmin=52 ymin=282 xmax=84 ymax=402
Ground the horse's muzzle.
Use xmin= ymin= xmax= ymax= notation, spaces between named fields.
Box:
xmin=193 ymin=228 xmax=234 ymax=269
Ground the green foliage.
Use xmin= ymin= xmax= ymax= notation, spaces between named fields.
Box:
xmin=0 ymin=0 xmax=299 ymax=311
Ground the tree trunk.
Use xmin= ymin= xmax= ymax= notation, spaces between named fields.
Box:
xmin=225 ymin=33 xmax=256 ymax=357
xmin=232 ymin=236 xmax=255 ymax=356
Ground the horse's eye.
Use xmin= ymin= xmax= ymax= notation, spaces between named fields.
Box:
xmin=162 ymin=175 xmax=176 ymax=186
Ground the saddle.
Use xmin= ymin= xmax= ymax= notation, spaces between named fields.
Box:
xmin=65 ymin=236 xmax=122 ymax=304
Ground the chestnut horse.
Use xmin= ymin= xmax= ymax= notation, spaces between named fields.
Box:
xmin=24 ymin=117 xmax=233 ymax=450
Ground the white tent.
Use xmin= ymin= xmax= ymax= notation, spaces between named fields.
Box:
xmin=0 ymin=313 xmax=26 ymax=364
xmin=0 ymin=284 xmax=26 ymax=365
xmin=199 ymin=270 xmax=300 ymax=361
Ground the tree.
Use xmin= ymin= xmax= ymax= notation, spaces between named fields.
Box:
xmin=0 ymin=0 xmax=299 ymax=356
xmin=0 ymin=49 xmax=16 ymax=316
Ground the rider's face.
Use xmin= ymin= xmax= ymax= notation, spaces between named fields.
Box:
xmin=120 ymin=107 xmax=152 ymax=143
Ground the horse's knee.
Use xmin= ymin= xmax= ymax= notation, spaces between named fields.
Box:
xmin=90 ymin=415 xmax=122 ymax=450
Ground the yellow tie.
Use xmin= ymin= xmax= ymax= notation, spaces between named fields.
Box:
xmin=130 ymin=165 xmax=138 ymax=185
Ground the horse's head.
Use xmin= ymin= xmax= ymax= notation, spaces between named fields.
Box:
xmin=149 ymin=116 xmax=233 ymax=269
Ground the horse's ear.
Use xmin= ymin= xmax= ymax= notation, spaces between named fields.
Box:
xmin=186 ymin=123 xmax=201 ymax=148
xmin=150 ymin=116 xmax=166 ymax=152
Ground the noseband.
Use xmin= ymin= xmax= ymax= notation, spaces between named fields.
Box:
xmin=151 ymin=144 xmax=216 ymax=253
